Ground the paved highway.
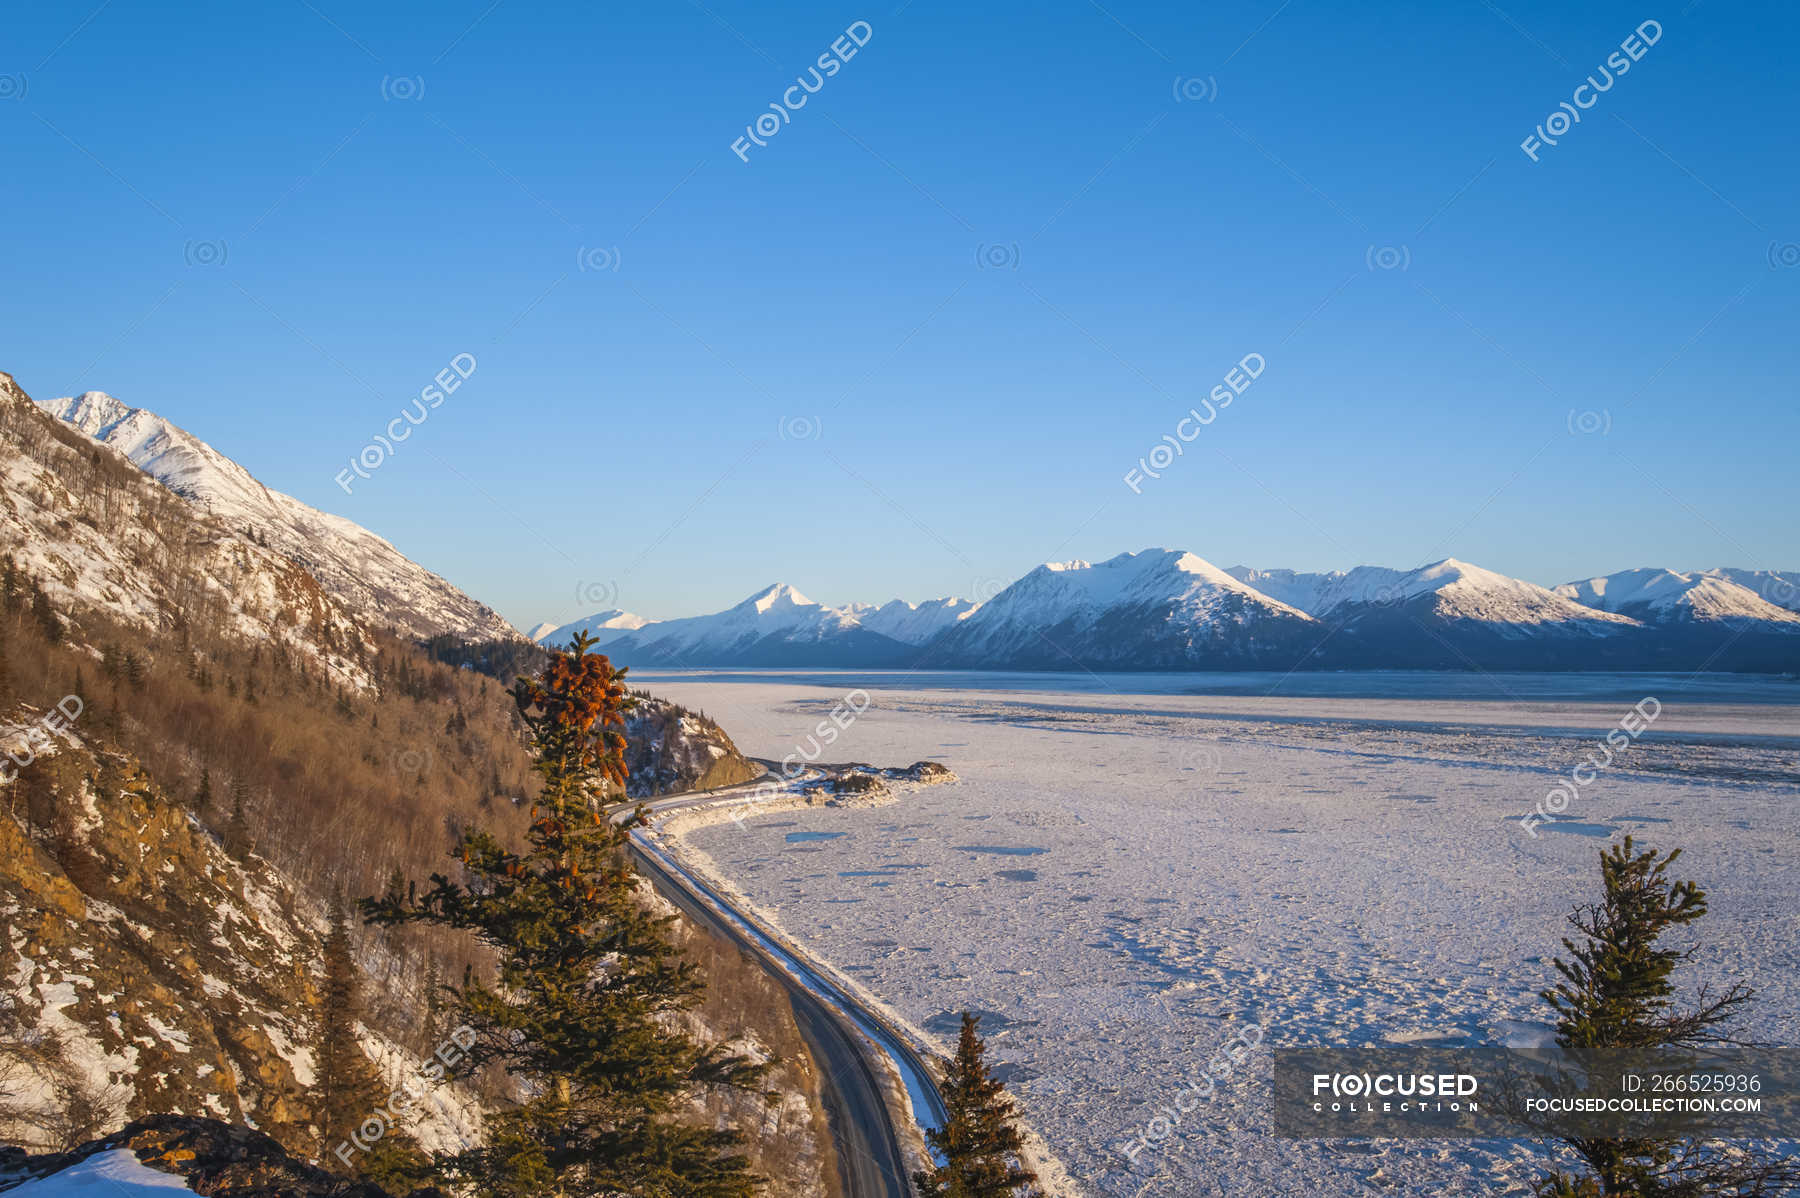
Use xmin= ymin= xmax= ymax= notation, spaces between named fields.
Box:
xmin=622 ymin=773 xmax=947 ymax=1198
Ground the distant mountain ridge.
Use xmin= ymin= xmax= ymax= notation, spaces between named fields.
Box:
xmin=1555 ymin=568 xmax=1800 ymax=626
xmin=549 ymin=551 xmax=1800 ymax=673
xmin=39 ymin=391 xmax=515 ymax=642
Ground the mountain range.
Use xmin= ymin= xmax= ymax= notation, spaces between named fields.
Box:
xmin=27 ymin=383 xmax=1800 ymax=674
xmin=542 ymin=551 xmax=1800 ymax=673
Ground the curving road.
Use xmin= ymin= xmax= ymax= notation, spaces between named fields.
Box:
xmin=622 ymin=773 xmax=946 ymax=1198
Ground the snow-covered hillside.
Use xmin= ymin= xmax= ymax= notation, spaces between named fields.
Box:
xmin=535 ymin=608 xmax=649 ymax=647
xmin=39 ymin=391 xmax=514 ymax=643
xmin=1233 ymin=559 xmax=1636 ymax=629
xmin=1703 ymin=567 xmax=1800 ymax=613
xmin=1359 ymin=558 xmax=1637 ymax=629
xmin=1557 ymin=568 xmax=1800 ymax=625
xmin=1 ymin=373 xmax=372 ymax=690
xmin=846 ymin=596 xmax=978 ymax=646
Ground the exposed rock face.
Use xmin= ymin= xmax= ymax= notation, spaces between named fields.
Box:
xmin=0 ymin=1114 xmax=400 ymax=1196
xmin=622 ymin=695 xmax=761 ymax=798
xmin=0 ymin=720 xmax=324 ymax=1151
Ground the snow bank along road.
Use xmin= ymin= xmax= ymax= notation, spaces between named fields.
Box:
xmin=621 ymin=775 xmax=947 ymax=1198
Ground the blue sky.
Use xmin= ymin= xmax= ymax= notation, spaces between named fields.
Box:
xmin=5 ymin=0 xmax=1795 ymax=631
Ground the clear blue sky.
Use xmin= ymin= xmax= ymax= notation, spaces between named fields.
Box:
xmin=5 ymin=0 xmax=1795 ymax=631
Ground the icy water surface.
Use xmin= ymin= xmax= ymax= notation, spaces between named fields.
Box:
xmin=639 ymin=674 xmax=1800 ymax=1197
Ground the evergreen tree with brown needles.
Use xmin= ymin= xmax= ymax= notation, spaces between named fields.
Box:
xmin=915 ymin=1013 xmax=1040 ymax=1198
xmin=365 ymin=632 xmax=766 ymax=1198
xmin=1533 ymin=837 xmax=1797 ymax=1196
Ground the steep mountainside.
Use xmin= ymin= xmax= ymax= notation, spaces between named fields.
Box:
xmin=1 ymin=374 xmax=371 ymax=691
xmin=38 ymin=391 xmax=513 ymax=643
xmin=0 ymin=706 xmax=475 ymax=1157
xmin=2 ymin=370 xmax=837 ymax=1196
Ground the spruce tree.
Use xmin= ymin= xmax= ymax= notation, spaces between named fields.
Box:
xmin=365 ymin=632 xmax=766 ymax=1198
xmin=316 ymin=890 xmax=427 ymax=1187
xmin=915 ymin=1013 xmax=1040 ymax=1198
xmin=193 ymin=768 xmax=213 ymax=817
xmin=1533 ymin=838 xmax=1796 ymax=1196
xmin=226 ymin=779 xmax=251 ymax=854
xmin=315 ymin=889 xmax=384 ymax=1162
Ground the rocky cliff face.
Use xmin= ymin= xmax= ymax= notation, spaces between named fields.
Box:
xmin=1 ymin=708 xmax=334 ymax=1151
xmin=623 ymin=694 xmax=762 ymax=798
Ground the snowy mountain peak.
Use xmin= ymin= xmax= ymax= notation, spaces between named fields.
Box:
xmin=742 ymin=582 xmax=816 ymax=614
xmin=47 ymin=389 xmax=135 ymax=431
xmin=852 ymin=596 xmax=978 ymax=646
xmin=1228 ymin=557 xmax=1636 ymax=629
xmin=39 ymin=390 xmax=515 ymax=641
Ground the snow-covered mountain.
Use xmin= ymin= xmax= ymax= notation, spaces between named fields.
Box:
xmin=536 ymin=608 xmax=649 ymax=647
xmin=923 ymin=549 xmax=1321 ymax=669
xmin=39 ymin=391 xmax=515 ymax=642
xmin=548 ymin=551 xmax=1800 ymax=672
xmin=1226 ymin=565 xmax=1411 ymax=616
xmin=601 ymin=584 xmax=915 ymax=667
xmin=1555 ymin=568 xmax=1800 ymax=626
xmin=845 ymin=596 xmax=978 ymax=646
xmin=1699 ymin=568 xmax=1800 ymax=615
xmin=2 ymin=374 xmax=374 ymax=689
xmin=1232 ymin=559 xmax=1637 ymax=630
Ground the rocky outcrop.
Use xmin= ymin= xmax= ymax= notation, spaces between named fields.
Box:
xmin=622 ymin=694 xmax=761 ymax=798
xmin=0 ymin=1114 xmax=404 ymax=1196
xmin=0 ymin=720 xmax=324 ymax=1151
